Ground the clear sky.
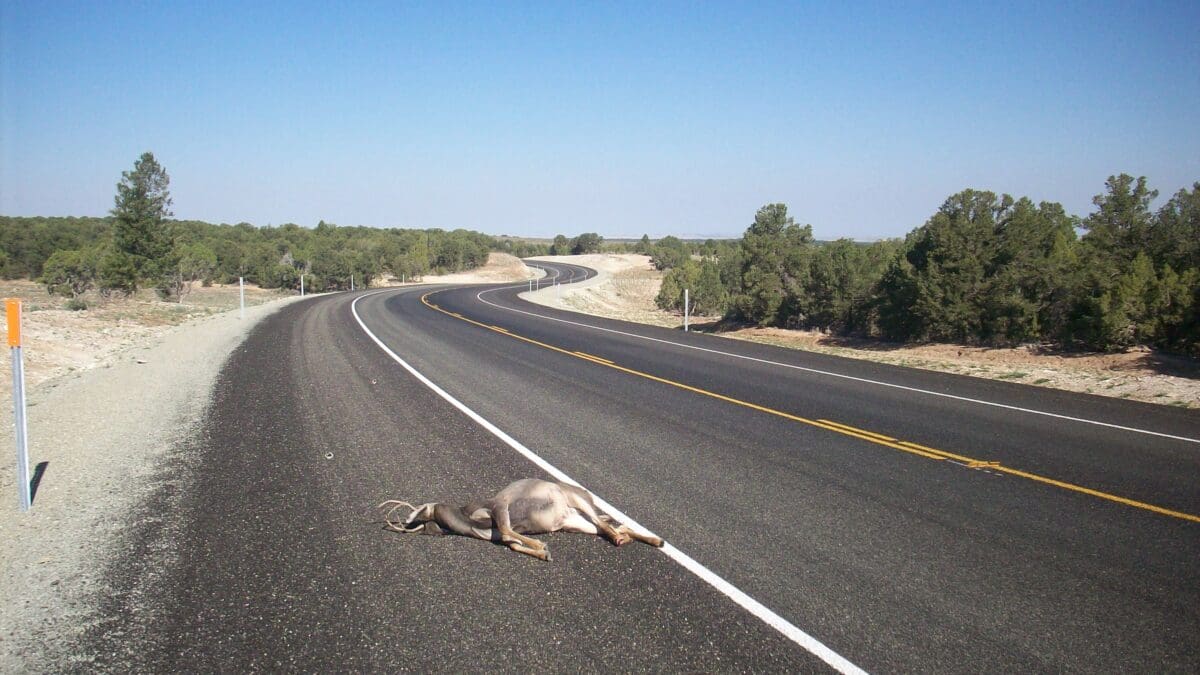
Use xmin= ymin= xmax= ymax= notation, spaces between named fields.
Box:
xmin=2 ymin=1 xmax=1197 ymax=240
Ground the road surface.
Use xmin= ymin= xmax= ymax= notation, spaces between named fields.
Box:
xmin=80 ymin=261 xmax=1200 ymax=672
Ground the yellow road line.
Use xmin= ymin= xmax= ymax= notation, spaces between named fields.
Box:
xmin=817 ymin=419 xmax=897 ymax=443
xmin=420 ymin=292 xmax=1200 ymax=524
xmin=897 ymin=440 xmax=979 ymax=464
xmin=992 ymin=465 xmax=1200 ymax=522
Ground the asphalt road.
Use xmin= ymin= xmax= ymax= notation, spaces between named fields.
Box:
xmin=80 ymin=262 xmax=1199 ymax=673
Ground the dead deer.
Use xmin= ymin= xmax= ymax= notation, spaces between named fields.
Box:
xmin=378 ymin=478 xmax=664 ymax=561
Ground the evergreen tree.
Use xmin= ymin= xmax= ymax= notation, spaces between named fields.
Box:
xmin=655 ymin=258 xmax=727 ymax=316
xmin=635 ymin=234 xmax=652 ymax=254
xmin=984 ymin=198 xmax=1079 ymax=343
xmin=731 ymin=204 xmax=814 ymax=326
xmin=550 ymin=234 xmax=571 ymax=256
xmin=1079 ymin=174 xmax=1157 ymax=269
xmin=879 ymin=190 xmax=1007 ymax=342
xmin=1153 ymin=183 xmax=1200 ymax=273
xmin=40 ymin=249 xmax=97 ymax=298
xmin=1069 ymin=175 xmax=1163 ymax=350
xmin=874 ymin=253 xmax=922 ymax=341
xmin=649 ymin=235 xmax=688 ymax=270
xmin=806 ymin=239 xmax=897 ymax=335
xmin=1147 ymin=187 xmax=1200 ymax=353
xmin=571 ymin=232 xmax=604 ymax=254
xmin=110 ymin=152 xmax=174 ymax=289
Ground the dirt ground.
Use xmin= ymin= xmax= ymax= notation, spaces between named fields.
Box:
xmin=2 ymin=252 xmax=1196 ymax=409
xmin=0 ymin=280 xmax=292 ymax=396
xmin=523 ymin=254 xmax=1199 ymax=409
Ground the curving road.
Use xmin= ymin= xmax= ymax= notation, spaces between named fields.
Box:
xmin=80 ymin=261 xmax=1200 ymax=672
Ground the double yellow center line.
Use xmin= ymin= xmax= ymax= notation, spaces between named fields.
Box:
xmin=421 ymin=292 xmax=1200 ymax=524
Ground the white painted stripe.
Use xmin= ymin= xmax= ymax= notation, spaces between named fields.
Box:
xmin=351 ymin=291 xmax=867 ymax=675
xmin=477 ymin=270 xmax=1200 ymax=446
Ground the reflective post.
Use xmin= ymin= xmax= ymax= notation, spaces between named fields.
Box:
xmin=684 ymin=288 xmax=690 ymax=332
xmin=6 ymin=299 xmax=30 ymax=511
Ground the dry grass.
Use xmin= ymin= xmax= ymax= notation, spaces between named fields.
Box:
xmin=730 ymin=327 xmax=1198 ymax=409
xmin=1 ymin=279 xmax=291 ymax=392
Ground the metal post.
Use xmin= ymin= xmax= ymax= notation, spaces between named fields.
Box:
xmin=684 ymin=288 xmax=690 ymax=332
xmin=239 ymin=276 xmax=245 ymax=319
xmin=7 ymin=299 xmax=31 ymax=511
xmin=351 ymin=274 xmax=355 ymax=291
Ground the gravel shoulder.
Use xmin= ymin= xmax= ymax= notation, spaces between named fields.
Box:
xmin=0 ymin=294 xmax=310 ymax=670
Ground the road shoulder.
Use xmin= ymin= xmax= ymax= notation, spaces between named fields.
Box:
xmin=0 ymin=295 xmax=308 ymax=670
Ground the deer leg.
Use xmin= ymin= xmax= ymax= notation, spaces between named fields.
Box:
xmin=492 ymin=502 xmax=551 ymax=560
xmin=507 ymin=540 xmax=552 ymax=561
xmin=601 ymin=522 xmax=633 ymax=546
xmin=596 ymin=514 xmax=663 ymax=547
xmin=561 ymin=490 xmax=632 ymax=546
xmin=557 ymin=511 xmax=628 ymax=546
xmin=613 ymin=524 xmax=664 ymax=548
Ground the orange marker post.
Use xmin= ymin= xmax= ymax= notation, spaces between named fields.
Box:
xmin=6 ymin=299 xmax=31 ymax=511
xmin=6 ymin=298 xmax=19 ymax=347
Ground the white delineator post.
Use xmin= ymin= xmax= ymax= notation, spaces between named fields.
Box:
xmin=239 ymin=277 xmax=245 ymax=319
xmin=6 ymin=299 xmax=31 ymax=511
xmin=684 ymin=288 xmax=690 ymax=332
xmin=300 ymin=274 xmax=305 ymax=297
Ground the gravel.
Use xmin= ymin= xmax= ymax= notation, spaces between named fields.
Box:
xmin=0 ymin=294 xmax=310 ymax=671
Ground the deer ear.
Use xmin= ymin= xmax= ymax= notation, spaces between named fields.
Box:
xmin=423 ymin=521 xmax=445 ymax=535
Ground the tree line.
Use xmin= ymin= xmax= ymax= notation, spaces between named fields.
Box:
xmin=5 ymin=155 xmax=1195 ymax=355
xmin=2 ymin=153 xmax=539 ymax=304
xmin=654 ymin=175 xmax=1199 ymax=355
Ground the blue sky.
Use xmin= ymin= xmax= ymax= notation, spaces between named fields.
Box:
xmin=2 ymin=1 xmax=1197 ymax=240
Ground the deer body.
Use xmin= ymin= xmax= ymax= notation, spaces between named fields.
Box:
xmin=379 ymin=478 xmax=663 ymax=561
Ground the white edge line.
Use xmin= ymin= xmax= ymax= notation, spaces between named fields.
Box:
xmin=351 ymin=291 xmax=867 ymax=675
xmin=479 ymin=266 xmax=1200 ymax=446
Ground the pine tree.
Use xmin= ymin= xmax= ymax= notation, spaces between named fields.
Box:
xmin=110 ymin=152 xmax=173 ymax=289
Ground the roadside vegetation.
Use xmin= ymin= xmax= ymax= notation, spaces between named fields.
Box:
xmin=2 ymin=153 xmax=546 ymax=305
xmin=636 ymin=176 xmax=1198 ymax=356
xmin=3 ymin=154 xmax=1197 ymax=359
